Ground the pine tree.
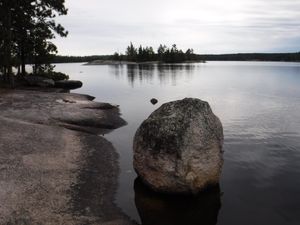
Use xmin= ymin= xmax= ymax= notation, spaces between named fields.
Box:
xmin=0 ymin=0 xmax=68 ymax=86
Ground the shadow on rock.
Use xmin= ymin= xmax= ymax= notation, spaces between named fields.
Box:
xmin=134 ymin=178 xmax=222 ymax=225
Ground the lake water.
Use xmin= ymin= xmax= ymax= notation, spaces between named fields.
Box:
xmin=55 ymin=61 xmax=300 ymax=225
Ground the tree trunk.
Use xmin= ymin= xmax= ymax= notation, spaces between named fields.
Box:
xmin=21 ymin=41 xmax=26 ymax=77
xmin=17 ymin=65 xmax=21 ymax=76
xmin=7 ymin=8 xmax=15 ymax=88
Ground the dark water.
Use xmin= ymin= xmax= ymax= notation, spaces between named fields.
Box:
xmin=56 ymin=61 xmax=300 ymax=225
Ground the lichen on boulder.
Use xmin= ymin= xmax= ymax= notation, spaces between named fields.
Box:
xmin=133 ymin=98 xmax=224 ymax=194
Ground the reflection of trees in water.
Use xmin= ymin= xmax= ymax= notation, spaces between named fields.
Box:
xmin=134 ymin=178 xmax=222 ymax=225
xmin=110 ymin=63 xmax=196 ymax=87
xmin=157 ymin=64 xmax=195 ymax=86
xmin=109 ymin=64 xmax=125 ymax=79
xmin=126 ymin=64 xmax=155 ymax=87
xmin=157 ymin=64 xmax=195 ymax=71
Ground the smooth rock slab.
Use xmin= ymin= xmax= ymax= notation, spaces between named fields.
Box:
xmin=133 ymin=98 xmax=224 ymax=194
xmin=0 ymin=88 xmax=135 ymax=225
xmin=0 ymin=89 xmax=126 ymax=134
xmin=55 ymin=80 xmax=83 ymax=89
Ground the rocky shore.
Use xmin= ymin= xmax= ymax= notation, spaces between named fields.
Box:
xmin=0 ymin=89 xmax=137 ymax=225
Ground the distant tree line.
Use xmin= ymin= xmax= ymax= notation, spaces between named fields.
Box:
xmin=0 ymin=0 xmax=68 ymax=86
xmin=50 ymin=52 xmax=300 ymax=64
xmin=51 ymin=55 xmax=112 ymax=63
xmin=50 ymin=51 xmax=300 ymax=64
xmin=198 ymin=53 xmax=300 ymax=62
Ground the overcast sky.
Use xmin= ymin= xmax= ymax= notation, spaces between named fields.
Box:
xmin=53 ymin=0 xmax=300 ymax=56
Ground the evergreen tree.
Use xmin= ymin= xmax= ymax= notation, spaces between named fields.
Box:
xmin=124 ymin=43 xmax=196 ymax=63
xmin=126 ymin=42 xmax=137 ymax=61
xmin=0 ymin=0 xmax=68 ymax=86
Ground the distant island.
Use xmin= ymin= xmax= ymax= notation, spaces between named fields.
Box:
xmin=85 ymin=43 xmax=201 ymax=65
xmin=50 ymin=43 xmax=300 ymax=64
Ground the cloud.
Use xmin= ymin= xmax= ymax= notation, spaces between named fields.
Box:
xmin=53 ymin=0 xmax=300 ymax=55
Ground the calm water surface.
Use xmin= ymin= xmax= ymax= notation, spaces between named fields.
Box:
xmin=56 ymin=61 xmax=300 ymax=225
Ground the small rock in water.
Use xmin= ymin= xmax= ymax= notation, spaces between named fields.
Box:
xmin=133 ymin=98 xmax=224 ymax=194
xmin=150 ymin=98 xmax=158 ymax=105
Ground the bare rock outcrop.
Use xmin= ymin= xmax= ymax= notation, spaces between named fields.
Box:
xmin=0 ymin=90 xmax=126 ymax=134
xmin=133 ymin=98 xmax=224 ymax=194
xmin=0 ymin=89 xmax=136 ymax=225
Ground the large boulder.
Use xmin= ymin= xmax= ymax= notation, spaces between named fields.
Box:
xmin=133 ymin=98 xmax=224 ymax=194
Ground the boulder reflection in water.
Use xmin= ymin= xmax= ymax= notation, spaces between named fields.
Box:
xmin=134 ymin=178 xmax=222 ymax=225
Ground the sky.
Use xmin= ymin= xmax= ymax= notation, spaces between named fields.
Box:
xmin=53 ymin=0 xmax=300 ymax=56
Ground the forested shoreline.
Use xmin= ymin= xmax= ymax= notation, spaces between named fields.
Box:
xmin=50 ymin=42 xmax=300 ymax=63
xmin=51 ymin=52 xmax=300 ymax=64
xmin=200 ymin=52 xmax=300 ymax=62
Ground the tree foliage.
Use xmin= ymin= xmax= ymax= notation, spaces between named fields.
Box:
xmin=0 ymin=0 xmax=68 ymax=85
xmin=199 ymin=52 xmax=300 ymax=62
xmin=124 ymin=43 xmax=197 ymax=63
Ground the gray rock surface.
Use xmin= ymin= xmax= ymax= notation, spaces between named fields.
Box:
xmin=133 ymin=98 xmax=224 ymax=194
xmin=55 ymin=80 xmax=83 ymax=89
xmin=150 ymin=98 xmax=158 ymax=105
xmin=0 ymin=89 xmax=136 ymax=225
xmin=0 ymin=90 xmax=126 ymax=134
